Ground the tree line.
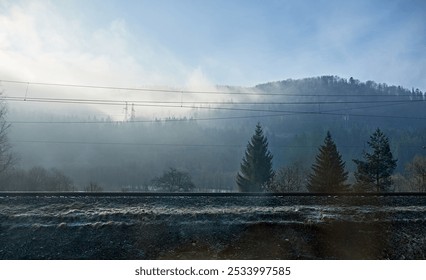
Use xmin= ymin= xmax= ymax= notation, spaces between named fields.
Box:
xmin=237 ymin=123 xmax=425 ymax=193
xmin=1 ymin=74 xmax=425 ymax=192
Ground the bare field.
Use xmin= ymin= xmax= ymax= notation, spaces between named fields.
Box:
xmin=0 ymin=194 xmax=425 ymax=259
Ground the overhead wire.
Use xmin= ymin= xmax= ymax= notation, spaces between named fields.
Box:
xmin=10 ymin=139 xmax=362 ymax=148
xmin=11 ymin=139 xmax=425 ymax=149
xmin=3 ymin=97 xmax=425 ymax=123
xmin=0 ymin=78 xmax=422 ymax=97
xmin=2 ymin=78 xmax=424 ymax=149
xmin=6 ymin=102 xmax=426 ymax=123
xmin=1 ymin=78 xmax=425 ymax=124
xmin=8 ymin=113 xmax=296 ymax=124
xmin=1 ymin=95 xmax=422 ymax=105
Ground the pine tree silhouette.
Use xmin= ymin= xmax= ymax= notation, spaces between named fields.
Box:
xmin=307 ymin=131 xmax=349 ymax=193
xmin=353 ymin=128 xmax=397 ymax=192
xmin=237 ymin=123 xmax=274 ymax=192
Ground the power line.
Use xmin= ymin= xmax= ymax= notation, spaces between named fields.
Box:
xmin=1 ymin=80 xmax=424 ymax=123
xmin=2 ymin=92 xmax=425 ymax=116
xmin=322 ymin=99 xmax=424 ymax=114
xmin=5 ymin=98 xmax=426 ymax=122
xmin=11 ymin=140 xmax=318 ymax=148
xmin=11 ymin=139 xmax=363 ymax=148
xmin=2 ymin=95 xmax=421 ymax=105
xmin=132 ymin=102 xmax=426 ymax=120
xmin=8 ymin=113 xmax=294 ymax=124
xmin=8 ymin=96 xmax=423 ymax=124
xmin=12 ymin=140 xmax=243 ymax=147
xmin=0 ymin=78 xmax=421 ymax=97
xmin=11 ymin=139 xmax=425 ymax=149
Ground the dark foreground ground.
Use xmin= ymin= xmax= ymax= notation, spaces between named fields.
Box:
xmin=0 ymin=194 xmax=425 ymax=259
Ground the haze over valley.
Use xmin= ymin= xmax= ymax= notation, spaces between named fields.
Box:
xmin=0 ymin=0 xmax=425 ymax=192
xmin=0 ymin=76 xmax=424 ymax=191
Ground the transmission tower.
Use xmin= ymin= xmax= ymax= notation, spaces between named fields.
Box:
xmin=130 ymin=103 xmax=136 ymax=121
xmin=123 ymin=102 xmax=128 ymax=122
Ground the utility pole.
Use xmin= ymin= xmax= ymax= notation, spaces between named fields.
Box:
xmin=130 ymin=103 xmax=135 ymax=121
xmin=123 ymin=102 xmax=128 ymax=122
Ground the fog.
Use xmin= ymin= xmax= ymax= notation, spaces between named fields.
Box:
xmin=0 ymin=1 xmax=425 ymax=192
xmin=1 ymin=76 xmax=424 ymax=191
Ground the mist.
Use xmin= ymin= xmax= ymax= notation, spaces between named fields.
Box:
xmin=2 ymin=1 xmax=426 ymax=267
xmin=1 ymin=76 xmax=424 ymax=192
xmin=0 ymin=1 xmax=425 ymax=191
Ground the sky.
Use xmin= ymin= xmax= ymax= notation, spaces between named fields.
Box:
xmin=0 ymin=0 xmax=425 ymax=117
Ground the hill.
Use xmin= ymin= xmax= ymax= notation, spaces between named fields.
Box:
xmin=2 ymin=76 xmax=425 ymax=191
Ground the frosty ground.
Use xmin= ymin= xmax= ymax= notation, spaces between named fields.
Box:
xmin=0 ymin=194 xmax=425 ymax=259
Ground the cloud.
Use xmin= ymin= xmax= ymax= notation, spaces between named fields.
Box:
xmin=0 ymin=1 xmax=218 ymax=119
xmin=1 ymin=0 xmax=424 ymax=120
xmin=0 ymin=1 xmax=218 ymax=85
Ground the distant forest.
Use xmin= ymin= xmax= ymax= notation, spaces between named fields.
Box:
xmin=1 ymin=76 xmax=425 ymax=192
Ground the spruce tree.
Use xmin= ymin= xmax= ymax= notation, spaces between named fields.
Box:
xmin=353 ymin=128 xmax=397 ymax=192
xmin=307 ymin=131 xmax=349 ymax=193
xmin=236 ymin=123 xmax=274 ymax=192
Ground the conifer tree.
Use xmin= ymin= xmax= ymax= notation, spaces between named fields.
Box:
xmin=236 ymin=123 xmax=274 ymax=192
xmin=353 ymin=128 xmax=397 ymax=192
xmin=307 ymin=131 xmax=349 ymax=193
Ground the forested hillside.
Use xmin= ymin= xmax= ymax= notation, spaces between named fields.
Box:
xmin=1 ymin=76 xmax=425 ymax=191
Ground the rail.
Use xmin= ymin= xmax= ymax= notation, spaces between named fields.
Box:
xmin=1 ymin=191 xmax=426 ymax=197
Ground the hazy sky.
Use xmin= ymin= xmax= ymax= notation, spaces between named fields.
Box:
xmin=1 ymin=0 xmax=425 ymax=91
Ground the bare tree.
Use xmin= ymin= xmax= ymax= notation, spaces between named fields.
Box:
xmin=0 ymin=100 xmax=13 ymax=174
xmin=151 ymin=168 xmax=196 ymax=192
xmin=405 ymin=155 xmax=426 ymax=192
xmin=267 ymin=161 xmax=308 ymax=192
xmin=84 ymin=182 xmax=104 ymax=192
